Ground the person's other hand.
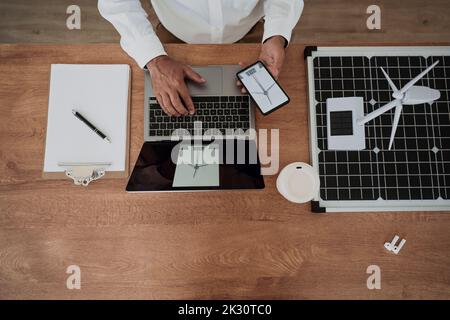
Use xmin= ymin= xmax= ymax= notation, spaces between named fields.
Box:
xmin=259 ymin=35 xmax=286 ymax=79
xmin=147 ymin=56 xmax=206 ymax=116
xmin=237 ymin=35 xmax=286 ymax=93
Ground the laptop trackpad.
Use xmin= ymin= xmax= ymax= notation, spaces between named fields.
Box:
xmin=187 ymin=67 xmax=222 ymax=96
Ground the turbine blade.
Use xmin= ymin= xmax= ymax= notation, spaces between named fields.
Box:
xmin=399 ymin=60 xmax=439 ymax=95
xmin=252 ymin=75 xmax=265 ymax=91
xmin=267 ymin=82 xmax=276 ymax=91
xmin=380 ymin=67 xmax=398 ymax=92
xmin=388 ymin=102 xmax=403 ymax=150
xmin=358 ymin=100 xmax=398 ymax=125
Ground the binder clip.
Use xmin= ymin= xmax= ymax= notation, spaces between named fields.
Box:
xmin=384 ymin=235 xmax=406 ymax=254
xmin=58 ymin=162 xmax=111 ymax=186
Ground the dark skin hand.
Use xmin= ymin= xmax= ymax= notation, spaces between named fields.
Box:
xmin=147 ymin=55 xmax=206 ymax=116
xmin=236 ymin=35 xmax=286 ymax=92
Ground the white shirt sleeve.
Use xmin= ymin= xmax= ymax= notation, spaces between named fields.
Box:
xmin=98 ymin=0 xmax=167 ymax=68
xmin=262 ymin=0 xmax=304 ymax=45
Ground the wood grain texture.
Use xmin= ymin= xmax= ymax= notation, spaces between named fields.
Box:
xmin=1 ymin=0 xmax=450 ymax=45
xmin=0 ymin=44 xmax=450 ymax=300
xmin=0 ymin=0 xmax=156 ymax=44
xmin=293 ymin=0 xmax=450 ymax=45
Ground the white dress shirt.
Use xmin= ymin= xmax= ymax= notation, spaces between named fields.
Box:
xmin=98 ymin=0 xmax=303 ymax=68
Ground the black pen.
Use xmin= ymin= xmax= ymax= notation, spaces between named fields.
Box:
xmin=72 ymin=109 xmax=111 ymax=143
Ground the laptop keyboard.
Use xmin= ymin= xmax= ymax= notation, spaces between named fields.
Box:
xmin=148 ymin=96 xmax=251 ymax=137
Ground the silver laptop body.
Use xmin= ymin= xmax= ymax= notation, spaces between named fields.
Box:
xmin=144 ymin=65 xmax=256 ymax=141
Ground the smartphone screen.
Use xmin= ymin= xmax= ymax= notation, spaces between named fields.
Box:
xmin=237 ymin=61 xmax=290 ymax=115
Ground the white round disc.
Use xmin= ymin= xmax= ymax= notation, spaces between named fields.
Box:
xmin=276 ymin=162 xmax=320 ymax=204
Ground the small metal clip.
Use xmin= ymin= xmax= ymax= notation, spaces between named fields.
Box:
xmin=58 ymin=162 xmax=111 ymax=186
xmin=384 ymin=235 xmax=406 ymax=254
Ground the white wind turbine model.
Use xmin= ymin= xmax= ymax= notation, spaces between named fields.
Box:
xmin=357 ymin=60 xmax=441 ymax=150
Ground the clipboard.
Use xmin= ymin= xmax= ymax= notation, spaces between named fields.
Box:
xmin=43 ymin=64 xmax=131 ymax=185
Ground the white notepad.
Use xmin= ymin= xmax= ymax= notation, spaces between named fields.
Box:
xmin=43 ymin=64 xmax=130 ymax=176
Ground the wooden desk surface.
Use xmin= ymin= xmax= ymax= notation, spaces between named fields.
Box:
xmin=0 ymin=44 xmax=449 ymax=299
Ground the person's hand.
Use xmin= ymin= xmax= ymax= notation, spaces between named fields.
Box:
xmin=147 ymin=55 xmax=206 ymax=116
xmin=258 ymin=35 xmax=286 ymax=79
xmin=237 ymin=35 xmax=286 ymax=93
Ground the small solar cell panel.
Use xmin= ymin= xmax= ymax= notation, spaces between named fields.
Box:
xmin=330 ymin=111 xmax=353 ymax=136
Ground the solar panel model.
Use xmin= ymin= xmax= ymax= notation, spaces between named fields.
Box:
xmin=305 ymin=46 xmax=450 ymax=212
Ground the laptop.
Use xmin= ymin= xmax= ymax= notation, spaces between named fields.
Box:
xmin=126 ymin=65 xmax=265 ymax=192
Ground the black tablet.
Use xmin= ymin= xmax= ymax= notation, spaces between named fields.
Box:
xmin=126 ymin=140 xmax=265 ymax=192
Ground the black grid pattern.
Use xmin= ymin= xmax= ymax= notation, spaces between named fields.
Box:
xmin=313 ymin=55 xmax=450 ymax=201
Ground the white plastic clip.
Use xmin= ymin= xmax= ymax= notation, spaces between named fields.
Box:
xmin=58 ymin=162 xmax=111 ymax=186
xmin=384 ymin=235 xmax=406 ymax=254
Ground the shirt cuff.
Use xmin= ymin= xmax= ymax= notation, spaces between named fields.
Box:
xmin=262 ymin=19 xmax=293 ymax=47
xmin=121 ymin=33 xmax=167 ymax=69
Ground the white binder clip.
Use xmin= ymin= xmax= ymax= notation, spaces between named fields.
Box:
xmin=58 ymin=162 xmax=111 ymax=186
xmin=384 ymin=235 xmax=406 ymax=254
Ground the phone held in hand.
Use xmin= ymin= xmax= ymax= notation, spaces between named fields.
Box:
xmin=236 ymin=61 xmax=290 ymax=115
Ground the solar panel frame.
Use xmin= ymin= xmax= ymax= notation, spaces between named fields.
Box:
xmin=306 ymin=46 xmax=450 ymax=212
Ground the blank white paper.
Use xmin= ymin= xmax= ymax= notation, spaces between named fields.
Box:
xmin=44 ymin=64 xmax=130 ymax=172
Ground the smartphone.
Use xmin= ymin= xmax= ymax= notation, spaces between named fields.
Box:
xmin=236 ymin=61 xmax=290 ymax=115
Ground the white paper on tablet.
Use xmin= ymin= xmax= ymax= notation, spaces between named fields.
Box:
xmin=172 ymin=144 xmax=220 ymax=187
